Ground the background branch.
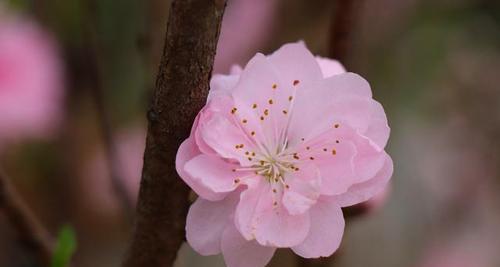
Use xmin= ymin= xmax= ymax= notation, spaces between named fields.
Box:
xmin=122 ymin=0 xmax=227 ymax=266
xmin=328 ymin=0 xmax=365 ymax=67
xmin=0 ymin=170 xmax=54 ymax=267
xmin=299 ymin=1 xmax=366 ymax=267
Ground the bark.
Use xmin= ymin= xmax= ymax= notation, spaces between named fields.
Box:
xmin=328 ymin=0 xmax=365 ymax=68
xmin=0 ymin=170 xmax=54 ymax=266
xmin=122 ymin=0 xmax=227 ymax=266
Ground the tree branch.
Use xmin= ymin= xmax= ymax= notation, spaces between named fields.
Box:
xmin=122 ymin=0 xmax=227 ymax=266
xmin=328 ymin=0 xmax=365 ymax=67
xmin=0 ymin=170 xmax=54 ymax=266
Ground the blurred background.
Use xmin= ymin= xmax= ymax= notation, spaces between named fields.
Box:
xmin=1 ymin=0 xmax=499 ymax=266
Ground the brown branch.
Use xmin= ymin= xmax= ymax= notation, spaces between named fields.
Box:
xmin=328 ymin=0 xmax=365 ymax=68
xmin=122 ymin=0 xmax=227 ymax=266
xmin=0 ymin=170 xmax=54 ymax=266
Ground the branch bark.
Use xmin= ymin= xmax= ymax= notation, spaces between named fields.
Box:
xmin=0 ymin=170 xmax=54 ymax=266
xmin=122 ymin=0 xmax=227 ymax=266
xmin=328 ymin=0 xmax=365 ymax=68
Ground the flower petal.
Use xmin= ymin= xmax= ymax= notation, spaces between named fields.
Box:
xmin=235 ymin=179 xmax=310 ymax=247
xmin=231 ymin=52 xmax=289 ymax=148
xmin=363 ymin=100 xmax=390 ymax=150
xmin=335 ymin=153 xmax=393 ymax=207
xmin=176 ymin=138 xmax=226 ymax=201
xmin=268 ymin=41 xmax=323 ymax=84
xmin=292 ymin=198 xmax=345 ymax=258
xmin=198 ymin=108 xmax=258 ymax=167
xmin=208 ymin=72 xmax=240 ymax=101
xmin=287 ymin=73 xmax=374 ymax=145
xmin=315 ymin=56 xmax=346 ymax=78
xmin=184 ymin=154 xmax=253 ymax=193
xmin=282 ymin=164 xmax=321 ymax=215
xmin=186 ymin=192 xmax=240 ymax=255
xmin=221 ymin=223 xmax=276 ymax=267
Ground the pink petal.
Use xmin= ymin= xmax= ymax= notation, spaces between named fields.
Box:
xmin=184 ymin=154 xmax=252 ymax=193
xmin=335 ymin=153 xmax=393 ymax=207
xmin=363 ymin=100 xmax=390 ymax=150
xmin=231 ymin=52 xmax=288 ymax=148
xmin=208 ymin=72 xmax=240 ymax=101
xmin=186 ymin=193 xmax=240 ymax=255
xmin=198 ymin=106 xmax=258 ymax=167
xmin=282 ymin=164 xmax=321 ymax=215
xmin=293 ymin=127 xmax=358 ymax=196
xmin=221 ymin=223 xmax=276 ymax=267
xmin=267 ymin=42 xmax=323 ymax=85
xmin=287 ymin=73 xmax=373 ymax=145
xmin=235 ymin=179 xmax=310 ymax=247
xmin=176 ymin=138 xmax=227 ymax=201
xmin=292 ymin=198 xmax=345 ymax=258
xmin=315 ymin=56 xmax=346 ymax=78
xmin=352 ymin=134 xmax=388 ymax=183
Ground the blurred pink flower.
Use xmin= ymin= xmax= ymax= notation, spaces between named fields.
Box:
xmin=0 ymin=13 xmax=64 ymax=144
xmin=84 ymin=127 xmax=145 ymax=215
xmin=177 ymin=42 xmax=393 ymax=267
xmin=416 ymin=238 xmax=493 ymax=267
xmin=214 ymin=0 xmax=278 ymax=73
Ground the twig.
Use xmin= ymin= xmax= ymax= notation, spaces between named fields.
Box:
xmin=82 ymin=0 xmax=135 ymax=221
xmin=122 ymin=0 xmax=227 ymax=266
xmin=328 ymin=0 xmax=365 ymax=67
xmin=0 ymin=170 xmax=54 ymax=266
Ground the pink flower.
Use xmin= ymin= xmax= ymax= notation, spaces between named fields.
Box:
xmin=0 ymin=13 xmax=64 ymax=144
xmin=84 ymin=126 xmax=145 ymax=215
xmin=176 ymin=42 xmax=393 ymax=267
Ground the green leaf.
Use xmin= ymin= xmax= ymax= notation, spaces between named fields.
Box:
xmin=51 ymin=225 xmax=77 ymax=267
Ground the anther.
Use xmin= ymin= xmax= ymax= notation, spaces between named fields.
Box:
xmin=282 ymin=110 xmax=288 ymax=115
xmin=252 ymin=103 xmax=257 ymax=109
xmin=332 ymin=149 xmax=337 ymax=155
xmin=231 ymin=107 xmax=237 ymax=114
xmin=272 ymin=84 xmax=277 ymax=89
xmin=242 ymin=119 xmax=248 ymax=124
xmin=334 ymin=123 xmax=340 ymax=128
xmin=288 ymin=96 xmax=293 ymax=101
xmin=293 ymin=80 xmax=300 ymax=86
xmin=268 ymin=99 xmax=274 ymax=105
xmin=264 ymin=109 xmax=269 ymax=116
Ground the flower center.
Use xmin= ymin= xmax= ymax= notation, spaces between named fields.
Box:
xmin=252 ymin=147 xmax=297 ymax=184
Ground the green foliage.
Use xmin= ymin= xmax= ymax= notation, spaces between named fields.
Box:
xmin=51 ymin=226 xmax=77 ymax=267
